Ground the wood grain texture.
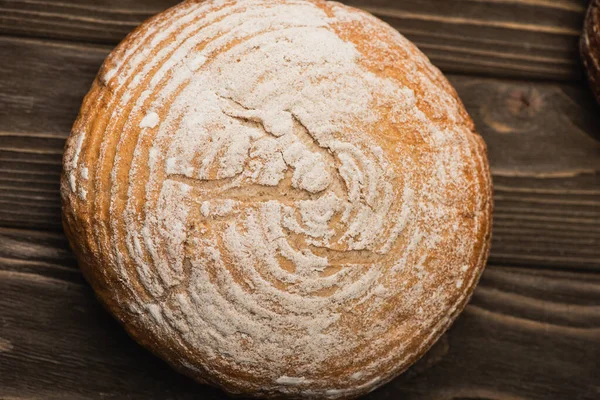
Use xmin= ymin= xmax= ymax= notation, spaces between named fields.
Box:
xmin=0 ymin=227 xmax=598 ymax=399
xmin=1 ymin=36 xmax=599 ymax=269
xmin=0 ymin=0 xmax=587 ymax=80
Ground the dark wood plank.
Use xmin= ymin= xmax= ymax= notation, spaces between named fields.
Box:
xmin=488 ymin=174 xmax=600 ymax=269
xmin=353 ymin=0 xmax=587 ymax=81
xmin=0 ymin=227 xmax=598 ymax=399
xmin=1 ymin=35 xmax=600 ymax=269
xmin=0 ymin=36 xmax=104 ymax=228
xmin=0 ymin=0 xmax=587 ymax=80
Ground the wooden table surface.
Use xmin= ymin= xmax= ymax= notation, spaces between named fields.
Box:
xmin=1 ymin=1 xmax=599 ymax=399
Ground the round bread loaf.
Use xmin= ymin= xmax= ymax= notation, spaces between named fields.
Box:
xmin=582 ymin=0 xmax=600 ymax=107
xmin=61 ymin=0 xmax=492 ymax=398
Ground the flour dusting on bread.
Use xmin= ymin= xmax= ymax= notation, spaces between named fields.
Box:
xmin=61 ymin=0 xmax=492 ymax=398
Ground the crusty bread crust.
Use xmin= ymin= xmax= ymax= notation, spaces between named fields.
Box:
xmin=62 ymin=1 xmax=493 ymax=398
xmin=582 ymin=1 xmax=600 ymax=107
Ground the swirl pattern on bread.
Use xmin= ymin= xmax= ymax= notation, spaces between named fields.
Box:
xmin=61 ymin=0 xmax=492 ymax=398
